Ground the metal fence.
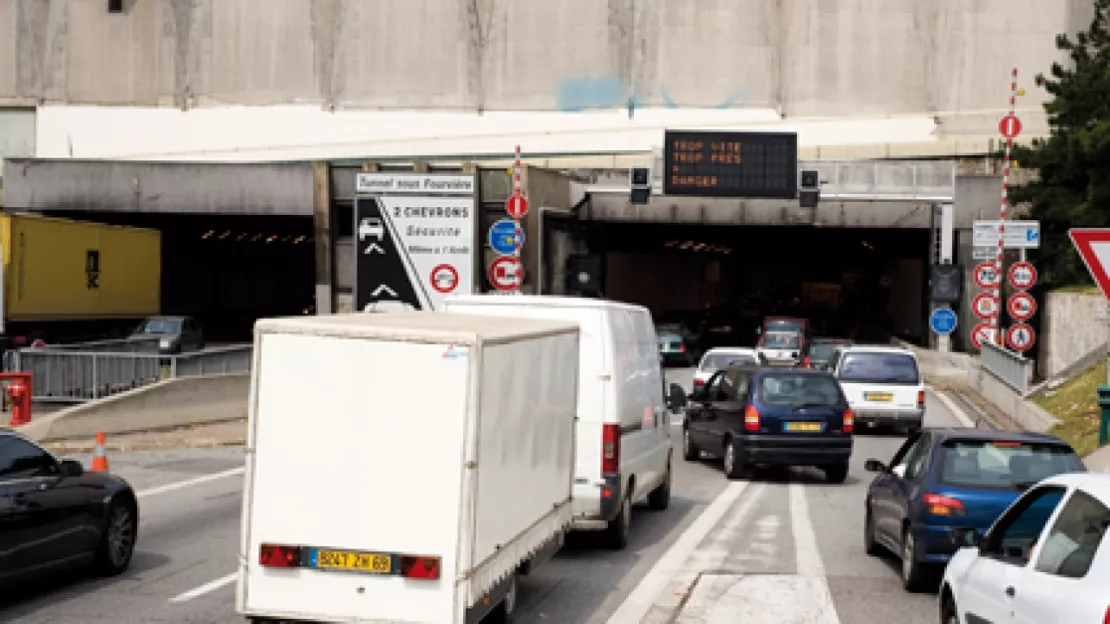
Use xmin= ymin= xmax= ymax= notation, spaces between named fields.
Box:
xmin=980 ymin=341 xmax=1031 ymax=395
xmin=4 ymin=344 xmax=253 ymax=403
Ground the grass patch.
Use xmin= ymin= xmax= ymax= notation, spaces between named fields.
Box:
xmin=1033 ymin=361 xmax=1108 ymax=456
xmin=1052 ymin=284 xmax=1101 ymax=295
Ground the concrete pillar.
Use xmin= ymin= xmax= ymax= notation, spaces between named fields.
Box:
xmin=312 ymin=162 xmax=333 ymax=315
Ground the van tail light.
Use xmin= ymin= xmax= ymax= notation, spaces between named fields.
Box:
xmin=678 ymin=343 xmax=686 ymax=352
xmin=842 ymin=408 xmax=854 ymax=433
xmin=917 ymin=390 xmax=926 ymax=408
xmin=260 ymin=543 xmax=304 ymax=568
xmin=744 ymin=405 xmax=760 ymax=432
xmin=1103 ymin=605 xmax=1109 ymax=624
xmin=693 ymin=378 xmax=705 ymax=387
xmin=602 ymin=423 xmax=620 ymax=474
xmin=802 ymin=357 xmax=812 ymax=368
xmin=923 ymin=493 xmax=966 ymax=517
xmin=400 ymin=555 xmax=441 ymax=580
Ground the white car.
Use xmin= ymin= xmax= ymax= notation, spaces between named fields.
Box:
xmin=755 ymin=330 xmax=804 ymax=366
xmin=828 ymin=345 xmax=925 ymax=433
xmin=693 ymin=347 xmax=758 ymax=391
xmin=939 ymin=472 xmax=1110 ymax=624
xmin=359 ymin=217 xmax=385 ymax=241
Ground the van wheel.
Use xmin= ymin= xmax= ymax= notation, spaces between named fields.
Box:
xmin=682 ymin=429 xmax=699 ymax=461
xmin=646 ymin=461 xmax=671 ymax=511
xmin=605 ymin=491 xmax=632 ymax=550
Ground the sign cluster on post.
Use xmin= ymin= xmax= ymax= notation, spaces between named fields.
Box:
xmin=487 ymin=146 xmax=529 ymax=292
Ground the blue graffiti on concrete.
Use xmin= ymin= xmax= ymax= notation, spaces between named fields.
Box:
xmin=556 ymin=76 xmax=627 ymax=111
xmin=557 ymin=77 xmax=749 ymax=111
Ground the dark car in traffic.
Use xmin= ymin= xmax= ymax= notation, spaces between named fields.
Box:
xmin=862 ymin=428 xmax=1086 ymax=592
xmin=0 ymin=430 xmax=139 ymax=590
xmin=656 ymin=324 xmax=701 ymax=366
xmin=806 ymin=338 xmax=853 ymax=370
xmin=681 ymin=364 xmax=853 ymax=483
xmin=131 ymin=315 xmax=205 ymax=355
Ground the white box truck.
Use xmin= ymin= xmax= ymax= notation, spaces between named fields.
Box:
xmin=236 ymin=312 xmax=580 ymax=624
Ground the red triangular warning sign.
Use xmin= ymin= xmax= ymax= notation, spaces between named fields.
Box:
xmin=1068 ymin=229 xmax=1110 ymax=301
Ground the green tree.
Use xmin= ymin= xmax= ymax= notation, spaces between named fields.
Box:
xmin=1010 ymin=0 xmax=1110 ymax=287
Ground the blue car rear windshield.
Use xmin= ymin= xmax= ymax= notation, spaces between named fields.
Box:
xmin=838 ymin=352 xmax=920 ymax=384
xmin=938 ymin=440 xmax=1085 ymax=489
xmin=758 ymin=374 xmax=843 ymax=407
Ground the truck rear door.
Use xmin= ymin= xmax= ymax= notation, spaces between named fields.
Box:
xmin=239 ymin=332 xmax=470 ymax=624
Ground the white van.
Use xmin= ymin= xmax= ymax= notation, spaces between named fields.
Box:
xmin=444 ymin=295 xmax=680 ymax=549
xmin=828 ymin=345 xmax=925 ymax=433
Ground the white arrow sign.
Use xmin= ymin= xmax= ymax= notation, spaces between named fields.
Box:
xmin=364 ymin=243 xmax=385 ymax=255
xmin=372 ymin=284 xmax=398 ymax=298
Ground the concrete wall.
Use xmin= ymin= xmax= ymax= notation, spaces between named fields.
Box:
xmin=1040 ymin=291 xmax=1108 ymax=379
xmin=0 ymin=107 xmax=35 ymax=178
xmin=1 ymin=158 xmax=314 ymax=214
xmin=0 ymin=0 xmax=1089 ymax=129
xmin=16 ymin=372 xmax=249 ymax=442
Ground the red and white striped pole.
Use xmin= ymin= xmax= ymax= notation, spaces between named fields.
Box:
xmin=993 ymin=67 xmax=1017 ymax=346
xmin=512 ymin=145 xmax=522 ymax=292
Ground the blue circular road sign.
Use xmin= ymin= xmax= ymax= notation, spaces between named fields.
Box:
xmin=488 ymin=219 xmax=524 ymax=256
xmin=930 ymin=307 xmax=958 ymax=335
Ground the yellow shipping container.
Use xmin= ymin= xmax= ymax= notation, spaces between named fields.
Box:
xmin=0 ymin=212 xmax=161 ymax=322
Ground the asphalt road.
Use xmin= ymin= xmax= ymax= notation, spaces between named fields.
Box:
xmin=1 ymin=367 xmax=970 ymax=624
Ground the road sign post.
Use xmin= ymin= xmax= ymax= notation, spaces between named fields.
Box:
xmin=930 ymin=307 xmax=957 ymax=352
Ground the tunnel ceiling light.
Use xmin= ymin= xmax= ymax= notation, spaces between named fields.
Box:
xmin=218 ymin=230 xmax=231 ymax=240
xmin=266 ymin=235 xmax=278 ymax=243
xmin=200 ymin=230 xmax=215 ymax=239
xmin=293 ymin=235 xmax=305 ymax=244
xmin=693 ymin=243 xmax=706 ymax=251
xmin=235 ymin=233 xmax=248 ymax=242
xmin=250 ymin=233 xmax=264 ymax=242
xmin=663 ymin=240 xmax=677 ymax=247
xmin=679 ymin=241 xmax=693 ymax=249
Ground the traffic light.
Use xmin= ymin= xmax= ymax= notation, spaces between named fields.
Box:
xmin=930 ymin=263 xmax=964 ymax=303
xmin=630 ymin=167 xmax=652 ymax=205
xmin=799 ymin=169 xmax=820 ymax=208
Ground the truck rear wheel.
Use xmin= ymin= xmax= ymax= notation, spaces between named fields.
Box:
xmin=605 ymin=491 xmax=632 ymax=550
xmin=646 ymin=461 xmax=671 ymax=511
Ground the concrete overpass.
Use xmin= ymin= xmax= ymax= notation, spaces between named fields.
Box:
xmin=0 ymin=0 xmax=1093 ymax=139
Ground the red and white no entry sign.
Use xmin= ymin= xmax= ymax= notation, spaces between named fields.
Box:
xmin=430 ymin=264 xmax=459 ymax=294
xmin=972 ymin=292 xmax=1000 ymax=320
xmin=506 ymin=193 xmax=529 ymax=219
xmin=1007 ymin=323 xmax=1036 ymax=352
xmin=489 ymin=256 xmax=522 ymax=291
xmin=999 ymin=114 xmax=1023 ymax=139
xmin=1007 ymin=292 xmax=1037 ymax=322
xmin=971 ymin=323 xmax=996 ymax=350
xmin=973 ymin=262 xmax=1001 ymax=289
xmin=1007 ymin=261 xmax=1038 ymax=290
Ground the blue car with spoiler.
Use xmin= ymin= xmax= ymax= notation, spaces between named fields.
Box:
xmin=682 ymin=363 xmax=853 ymax=484
xmin=862 ymin=428 xmax=1086 ymax=592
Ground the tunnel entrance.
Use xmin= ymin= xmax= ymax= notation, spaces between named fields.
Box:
xmin=47 ymin=211 xmax=315 ymax=342
xmin=579 ymin=222 xmax=931 ymax=347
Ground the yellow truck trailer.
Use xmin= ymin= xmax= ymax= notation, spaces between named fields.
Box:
xmin=0 ymin=212 xmax=161 ymax=326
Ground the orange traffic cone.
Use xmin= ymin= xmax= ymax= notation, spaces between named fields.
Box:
xmin=91 ymin=431 xmax=109 ymax=472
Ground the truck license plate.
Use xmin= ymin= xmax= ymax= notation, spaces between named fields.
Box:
xmin=312 ymin=549 xmax=394 ymax=574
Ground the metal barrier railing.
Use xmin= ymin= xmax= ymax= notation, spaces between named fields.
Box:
xmin=4 ymin=345 xmax=253 ymax=403
xmin=980 ymin=341 xmax=1031 ymax=395
xmin=50 ymin=336 xmax=162 ymax=353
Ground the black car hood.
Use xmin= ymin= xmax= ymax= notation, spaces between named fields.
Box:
xmin=77 ymin=470 xmax=133 ymax=494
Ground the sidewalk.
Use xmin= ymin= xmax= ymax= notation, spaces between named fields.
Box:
xmin=41 ymin=418 xmax=247 ymax=453
xmin=1086 ymin=444 xmax=1110 ymax=471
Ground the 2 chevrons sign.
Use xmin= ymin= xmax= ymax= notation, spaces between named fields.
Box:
xmin=354 ymin=173 xmax=476 ymax=312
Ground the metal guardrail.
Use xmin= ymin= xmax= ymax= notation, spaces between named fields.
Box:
xmin=50 ymin=336 xmax=162 ymax=353
xmin=980 ymin=341 xmax=1031 ymax=395
xmin=4 ymin=345 xmax=253 ymax=403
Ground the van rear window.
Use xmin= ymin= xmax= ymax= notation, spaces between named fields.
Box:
xmin=758 ymin=374 xmax=843 ymax=407
xmin=939 ymin=440 xmax=1085 ymax=490
xmin=838 ymin=352 xmax=919 ymax=385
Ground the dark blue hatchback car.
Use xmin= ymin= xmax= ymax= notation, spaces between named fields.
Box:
xmin=683 ymin=364 xmax=853 ymax=483
xmin=862 ymin=428 xmax=1086 ymax=592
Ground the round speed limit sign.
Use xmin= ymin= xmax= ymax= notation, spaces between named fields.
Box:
xmin=973 ymin=262 xmax=1001 ymax=289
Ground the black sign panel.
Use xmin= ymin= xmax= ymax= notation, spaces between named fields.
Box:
xmin=930 ymin=263 xmax=964 ymax=304
xmin=354 ymin=197 xmax=426 ymax=312
xmin=663 ymin=130 xmax=798 ymax=199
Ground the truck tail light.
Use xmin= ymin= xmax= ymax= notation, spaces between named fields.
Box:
xmin=602 ymin=423 xmax=620 ymax=474
xmin=744 ymin=405 xmax=760 ymax=432
xmin=923 ymin=493 xmax=966 ymax=517
xmin=843 ymin=408 xmax=854 ymax=433
xmin=400 ymin=555 xmax=441 ymax=580
xmin=260 ymin=543 xmax=304 ymax=568
xmin=693 ymin=378 xmax=705 ymax=387
xmin=917 ymin=390 xmax=926 ymax=408
xmin=1103 ymin=605 xmax=1109 ymax=624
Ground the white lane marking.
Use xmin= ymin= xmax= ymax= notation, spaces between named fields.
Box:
xmin=789 ymin=482 xmax=840 ymax=623
xmin=169 ymin=572 xmax=238 ymax=603
xmin=606 ymin=480 xmax=751 ymax=624
xmin=928 ymin=387 xmax=975 ymax=428
xmin=137 ymin=466 xmax=245 ymax=499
